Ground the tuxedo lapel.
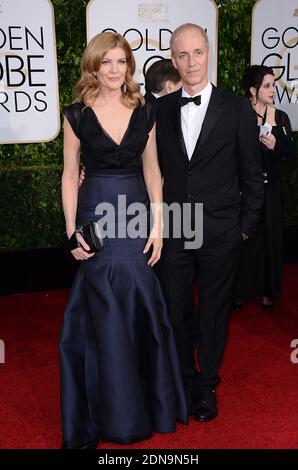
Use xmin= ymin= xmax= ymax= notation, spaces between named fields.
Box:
xmin=190 ymin=86 xmax=224 ymax=163
xmin=170 ymin=90 xmax=189 ymax=165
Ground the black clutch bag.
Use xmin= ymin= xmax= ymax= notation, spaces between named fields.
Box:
xmin=76 ymin=221 xmax=103 ymax=252
xmin=63 ymin=221 xmax=103 ymax=253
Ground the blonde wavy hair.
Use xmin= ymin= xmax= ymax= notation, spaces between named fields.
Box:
xmin=75 ymin=32 xmax=144 ymax=108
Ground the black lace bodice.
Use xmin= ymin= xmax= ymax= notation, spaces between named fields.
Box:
xmin=64 ymin=102 xmax=155 ymax=171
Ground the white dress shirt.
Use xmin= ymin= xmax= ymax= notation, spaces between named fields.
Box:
xmin=181 ymin=81 xmax=212 ymax=160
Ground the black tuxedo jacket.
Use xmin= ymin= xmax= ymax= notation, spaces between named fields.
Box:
xmin=144 ymin=91 xmax=158 ymax=104
xmin=156 ymin=85 xmax=264 ymax=247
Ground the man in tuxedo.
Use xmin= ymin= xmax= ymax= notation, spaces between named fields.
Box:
xmin=144 ymin=58 xmax=181 ymax=103
xmin=156 ymin=23 xmax=264 ymax=421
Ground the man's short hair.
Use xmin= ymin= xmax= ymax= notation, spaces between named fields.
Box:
xmin=145 ymin=59 xmax=181 ymax=94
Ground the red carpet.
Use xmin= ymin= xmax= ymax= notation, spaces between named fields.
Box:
xmin=0 ymin=264 xmax=298 ymax=449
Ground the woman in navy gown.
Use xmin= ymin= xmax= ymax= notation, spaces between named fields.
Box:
xmin=59 ymin=32 xmax=187 ymax=449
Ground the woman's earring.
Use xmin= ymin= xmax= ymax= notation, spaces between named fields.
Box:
xmin=123 ymin=82 xmax=127 ymax=93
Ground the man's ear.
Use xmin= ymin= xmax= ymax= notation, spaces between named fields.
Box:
xmin=164 ymin=80 xmax=172 ymax=93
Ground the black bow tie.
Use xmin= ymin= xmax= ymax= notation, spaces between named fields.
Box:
xmin=179 ymin=95 xmax=201 ymax=107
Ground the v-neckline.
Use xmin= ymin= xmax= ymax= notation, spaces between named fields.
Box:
xmin=89 ymin=106 xmax=136 ymax=147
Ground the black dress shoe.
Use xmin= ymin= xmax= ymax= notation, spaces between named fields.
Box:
xmin=78 ymin=439 xmax=98 ymax=449
xmin=61 ymin=438 xmax=99 ymax=449
xmin=194 ymin=389 xmax=217 ymax=422
xmin=261 ymin=303 xmax=274 ymax=311
xmin=231 ymin=302 xmax=243 ymax=311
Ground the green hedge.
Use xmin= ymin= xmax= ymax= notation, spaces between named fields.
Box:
xmin=0 ymin=166 xmax=63 ymax=250
xmin=0 ymin=0 xmax=297 ymax=251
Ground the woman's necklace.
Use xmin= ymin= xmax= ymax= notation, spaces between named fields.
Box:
xmin=254 ymin=106 xmax=267 ymax=125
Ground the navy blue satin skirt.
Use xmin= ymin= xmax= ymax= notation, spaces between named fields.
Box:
xmin=59 ymin=171 xmax=188 ymax=448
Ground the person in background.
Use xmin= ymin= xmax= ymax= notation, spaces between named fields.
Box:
xmin=60 ymin=31 xmax=187 ymax=449
xmin=155 ymin=24 xmax=264 ymax=422
xmin=144 ymin=58 xmax=181 ymax=102
xmin=232 ymin=65 xmax=296 ymax=312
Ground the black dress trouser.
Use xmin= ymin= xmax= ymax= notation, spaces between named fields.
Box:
xmin=159 ymin=228 xmax=242 ymax=390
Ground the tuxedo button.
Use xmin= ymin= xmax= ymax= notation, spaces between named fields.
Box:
xmin=187 ymin=194 xmax=194 ymax=201
xmin=188 ymin=171 xmax=193 ymax=176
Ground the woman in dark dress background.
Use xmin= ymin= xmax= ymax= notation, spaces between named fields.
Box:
xmin=59 ymin=32 xmax=187 ymax=449
xmin=233 ymin=65 xmax=296 ymax=311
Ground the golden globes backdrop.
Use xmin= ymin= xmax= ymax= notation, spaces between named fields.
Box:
xmin=251 ymin=0 xmax=298 ymax=130
xmin=86 ymin=0 xmax=218 ymax=89
xmin=1 ymin=1 xmax=297 ymax=143
xmin=0 ymin=0 xmax=60 ymax=144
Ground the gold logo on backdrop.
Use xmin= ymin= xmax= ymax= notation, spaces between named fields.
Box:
xmin=275 ymin=35 xmax=298 ymax=100
xmin=129 ymin=38 xmax=170 ymax=75
xmin=138 ymin=3 xmax=169 ymax=23
xmin=130 ymin=38 xmax=160 ymax=49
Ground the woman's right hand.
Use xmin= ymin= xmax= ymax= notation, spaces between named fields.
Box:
xmin=67 ymin=230 xmax=95 ymax=260
xmin=78 ymin=167 xmax=86 ymax=188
